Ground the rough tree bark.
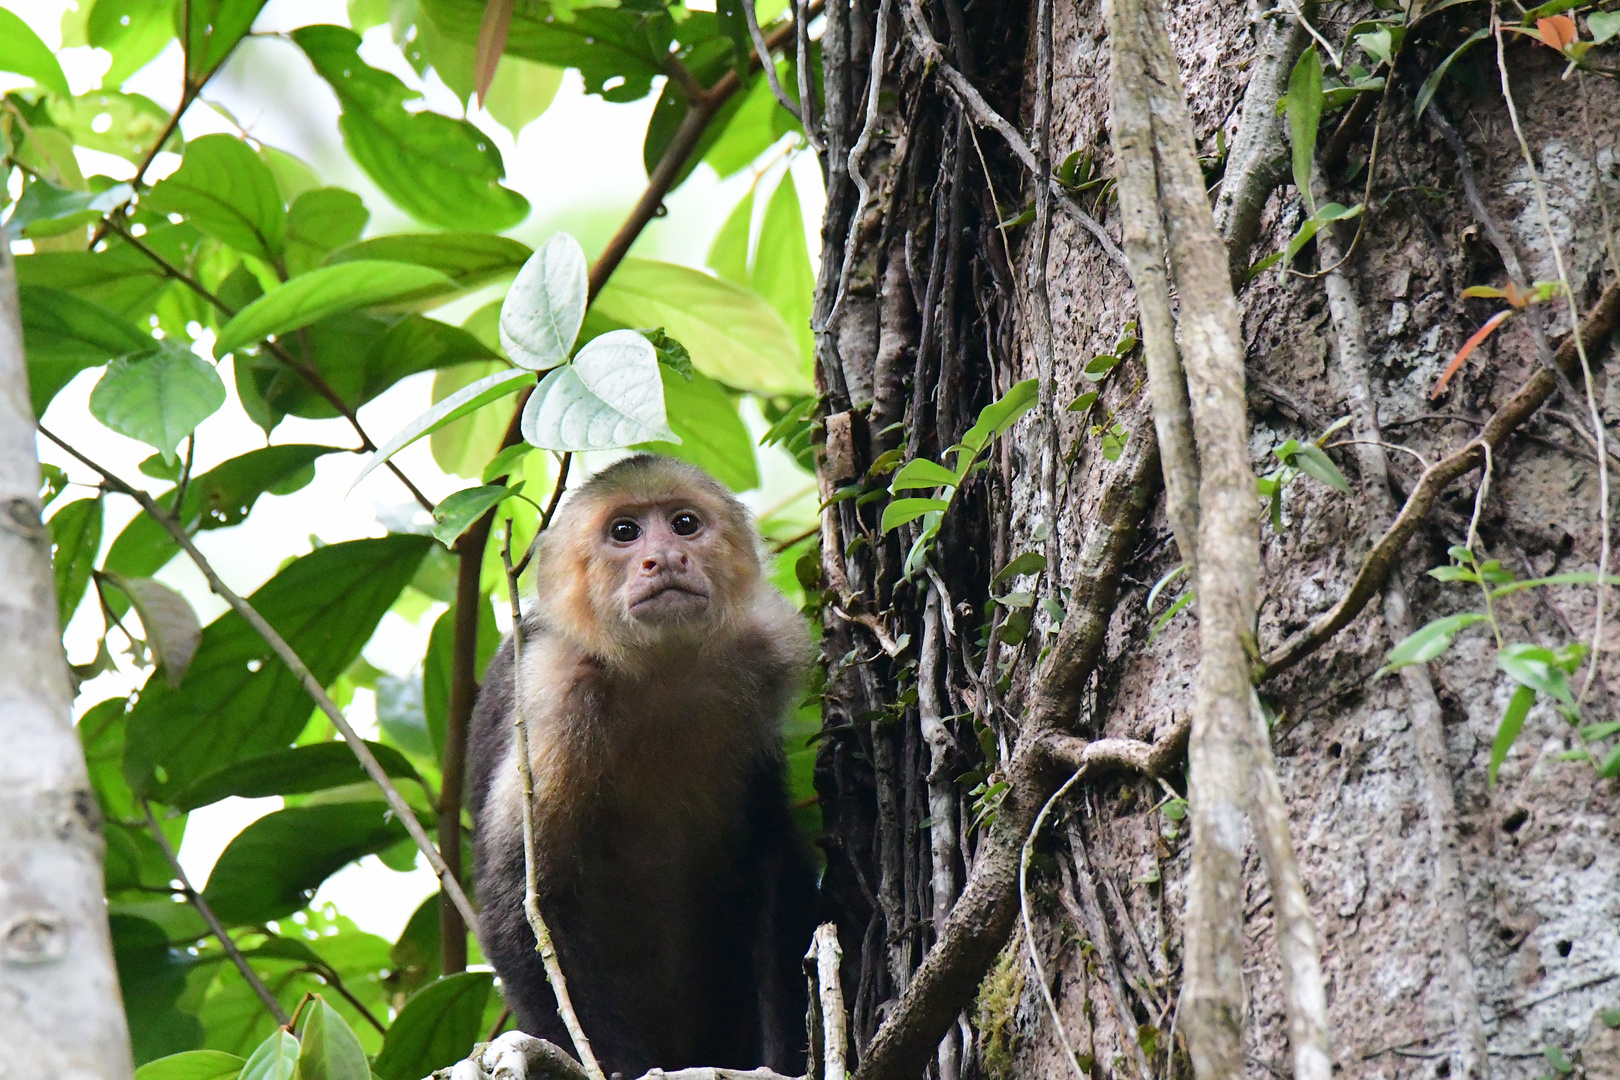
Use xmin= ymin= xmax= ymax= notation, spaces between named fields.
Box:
xmin=809 ymin=1 xmax=1620 ymax=1078
xmin=0 ymin=223 xmax=133 ymax=1076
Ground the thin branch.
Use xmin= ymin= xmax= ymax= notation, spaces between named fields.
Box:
xmin=41 ymin=428 xmax=480 ymax=933
xmin=589 ymin=6 xmax=819 ymax=300
xmin=1258 ymin=275 xmax=1620 ymax=679
xmin=811 ymin=923 xmax=849 ymax=1080
xmin=796 ymin=0 xmax=824 ymax=151
xmin=743 ymin=1 xmax=802 ymax=121
xmin=143 ymin=802 xmax=291 ymax=1027
xmin=499 ymin=532 xmax=606 ymax=1080
xmin=898 ymin=0 xmax=1128 ymax=271
xmin=1019 ymin=768 xmax=1094 ymax=1080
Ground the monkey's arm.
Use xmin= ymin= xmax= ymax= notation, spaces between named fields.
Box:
xmin=468 ymin=633 xmax=654 ymax=1076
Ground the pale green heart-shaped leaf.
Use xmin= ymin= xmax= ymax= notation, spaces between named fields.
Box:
xmin=351 ymin=366 xmax=534 ymax=491
xmin=89 ymin=344 xmax=226 ymax=462
xmin=499 ymin=232 xmax=588 ymax=370
xmin=214 ymin=261 xmax=455 ymax=354
xmin=1590 ymin=10 xmax=1620 ymax=43
xmin=522 ymin=329 xmax=678 ymax=451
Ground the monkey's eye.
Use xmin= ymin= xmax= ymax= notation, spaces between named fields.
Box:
xmin=670 ymin=511 xmax=702 ymax=537
xmin=609 ymin=519 xmax=642 ymax=543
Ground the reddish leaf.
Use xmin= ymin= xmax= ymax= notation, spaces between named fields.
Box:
xmin=1537 ymin=15 xmax=1578 ymax=52
xmin=474 ymin=0 xmax=514 ymax=107
xmin=1433 ymin=309 xmax=1514 ymax=398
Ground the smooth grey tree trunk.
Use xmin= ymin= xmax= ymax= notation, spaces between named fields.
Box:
xmin=0 ymin=222 xmax=133 ymax=1077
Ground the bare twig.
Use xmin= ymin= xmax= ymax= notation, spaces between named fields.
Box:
xmin=811 ymin=923 xmax=849 ymax=1080
xmin=1031 ymin=0 xmax=1061 ymax=590
xmin=916 ymin=591 xmax=960 ymax=1080
xmin=36 ymin=427 xmax=481 ymax=935
xmin=743 ymin=1 xmax=802 ymax=121
xmin=499 ymin=534 xmax=606 ymax=1080
xmin=898 ymin=0 xmax=1128 ymax=271
xmin=1019 ymin=769 xmax=1094 ymax=1080
xmin=144 ymin=802 xmax=291 ymax=1026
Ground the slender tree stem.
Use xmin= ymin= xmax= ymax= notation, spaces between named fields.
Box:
xmin=143 ymin=802 xmax=291 ymax=1026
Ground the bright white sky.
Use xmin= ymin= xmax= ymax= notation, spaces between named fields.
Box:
xmin=11 ymin=0 xmax=824 ymax=940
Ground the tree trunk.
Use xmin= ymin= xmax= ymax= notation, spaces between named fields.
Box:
xmin=0 ymin=225 xmax=133 ymax=1076
xmin=810 ymin=2 xmax=1620 ymax=1077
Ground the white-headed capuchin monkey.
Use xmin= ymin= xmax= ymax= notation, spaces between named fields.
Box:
xmin=467 ymin=454 xmax=818 ymax=1076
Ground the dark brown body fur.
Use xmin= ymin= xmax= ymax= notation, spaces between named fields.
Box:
xmin=466 ymin=457 xmax=817 ymax=1075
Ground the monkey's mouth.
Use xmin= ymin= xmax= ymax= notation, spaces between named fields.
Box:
xmin=627 ymin=582 xmax=711 ymax=618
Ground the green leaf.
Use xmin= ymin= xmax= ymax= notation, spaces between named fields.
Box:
xmin=1497 ymin=643 xmax=1576 ymax=710
xmin=992 ymin=551 xmax=1047 ymax=586
xmin=1378 ymin=612 xmax=1488 ymax=674
xmin=635 ymin=366 xmax=760 ymax=491
xmin=17 ymin=285 xmax=158 ymax=416
xmin=483 ymin=57 xmax=566 ymax=135
xmin=1543 ymin=1046 xmax=1575 ymax=1076
xmin=329 ymin=232 xmax=531 ymax=292
xmin=1489 ymin=684 xmax=1536 ymax=788
xmin=708 ymin=187 xmax=754 ymax=285
xmin=957 ymin=378 xmax=1040 ymax=458
xmin=8 ymin=178 xmax=133 ymax=236
xmin=285 ymin=188 xmax=369 ymax=277
xmin=111 ymin=914 xmax=203 ymax=1064
xmin=752 ymin=175 xmax=815 ymax=366
xmin=123 ymin=535 xmax=432 ymax=801
xmin=482 ymin=444 xmax=535 ymax=483
xmin=185 ymin=0 xmax=271 ymax=79
xmin=1580 ymin=720 xmax=1620 ymax=741
xmin=1290 ymin=443 xmax=1351 ymax=492
xmin=49 ymin=496 xmax=103 ymax=630
xmin=170 ymin=740 xmax=423 ymax=811
xmin=1147 ymin=564 xmax=1186 ymax=611
xmin=881 ymin=497 xmax=951 ymax=535
xmin=1148 ymin=589 xmax=1195 ymax=644
xmin=239 ymin=1029 xmax=299 ymax=1080
xmin=105 ymin=575 xmax=202 ymax=687
xmin=1284 ymin=215 xmax=1323 ymax=266
xmin=1286 ymin=46 xmax=1323 ymax=214
xmin=432 ymin=484 xmax=522 ymax=548
xmin=104 ymin=445 xmax=336 ymax=580
xmin=88 ymin=0 xmax=180 ymax=88
xmin=214 ymin=261 xmax=456 ymax=355
xmin=144 ymin=135 xmax=287 ymax=263
xmin=1067 ymin=390 xmax=1099 ymax=413
xmin=891 ymin=458 xmax=962 ymax=492
xmin=1414 ymin=27 xmax=1490 ymax=119
xmin=292 ymin=24 xmax=529 ymax=232
xmin=1590 ymin=10 xmax=1620 ymax=43
xmin=371 ymin=972 xmax=494 ymax=1080
xmin=89 ymin=344 xmax=226 ymax=462
xmin=354 ymin=367 xmax=533 ymax=490
xmin=499 ymin=233 xmax=589 ymax=370
xmin=522 ymin=329 xmax=677 ymax=450
xmin=297 ymin=998 xmax=371 ymax=1080
xmin=591 ymin=257 xmax=810 ymax=394
xmin=134 ymin=1050 xmax=246 ymax=1080
xmin=201 ymin=801 xmax=411 ymax=924
xmin=1355 ymin=26 xmax=1398 ymax=67
xmin=1082 ymin=351 xmax=1123 ymax=382
xmin=0 ymin=7 xmax=72 ymax=96
xmin=15 ymin=228 xmax=179 ymax=320
xmin=243 ymin=312 xmax=497 ymax=423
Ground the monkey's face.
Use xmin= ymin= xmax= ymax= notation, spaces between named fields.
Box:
xmin=599 ymin=502 xmax=724 ymax=627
